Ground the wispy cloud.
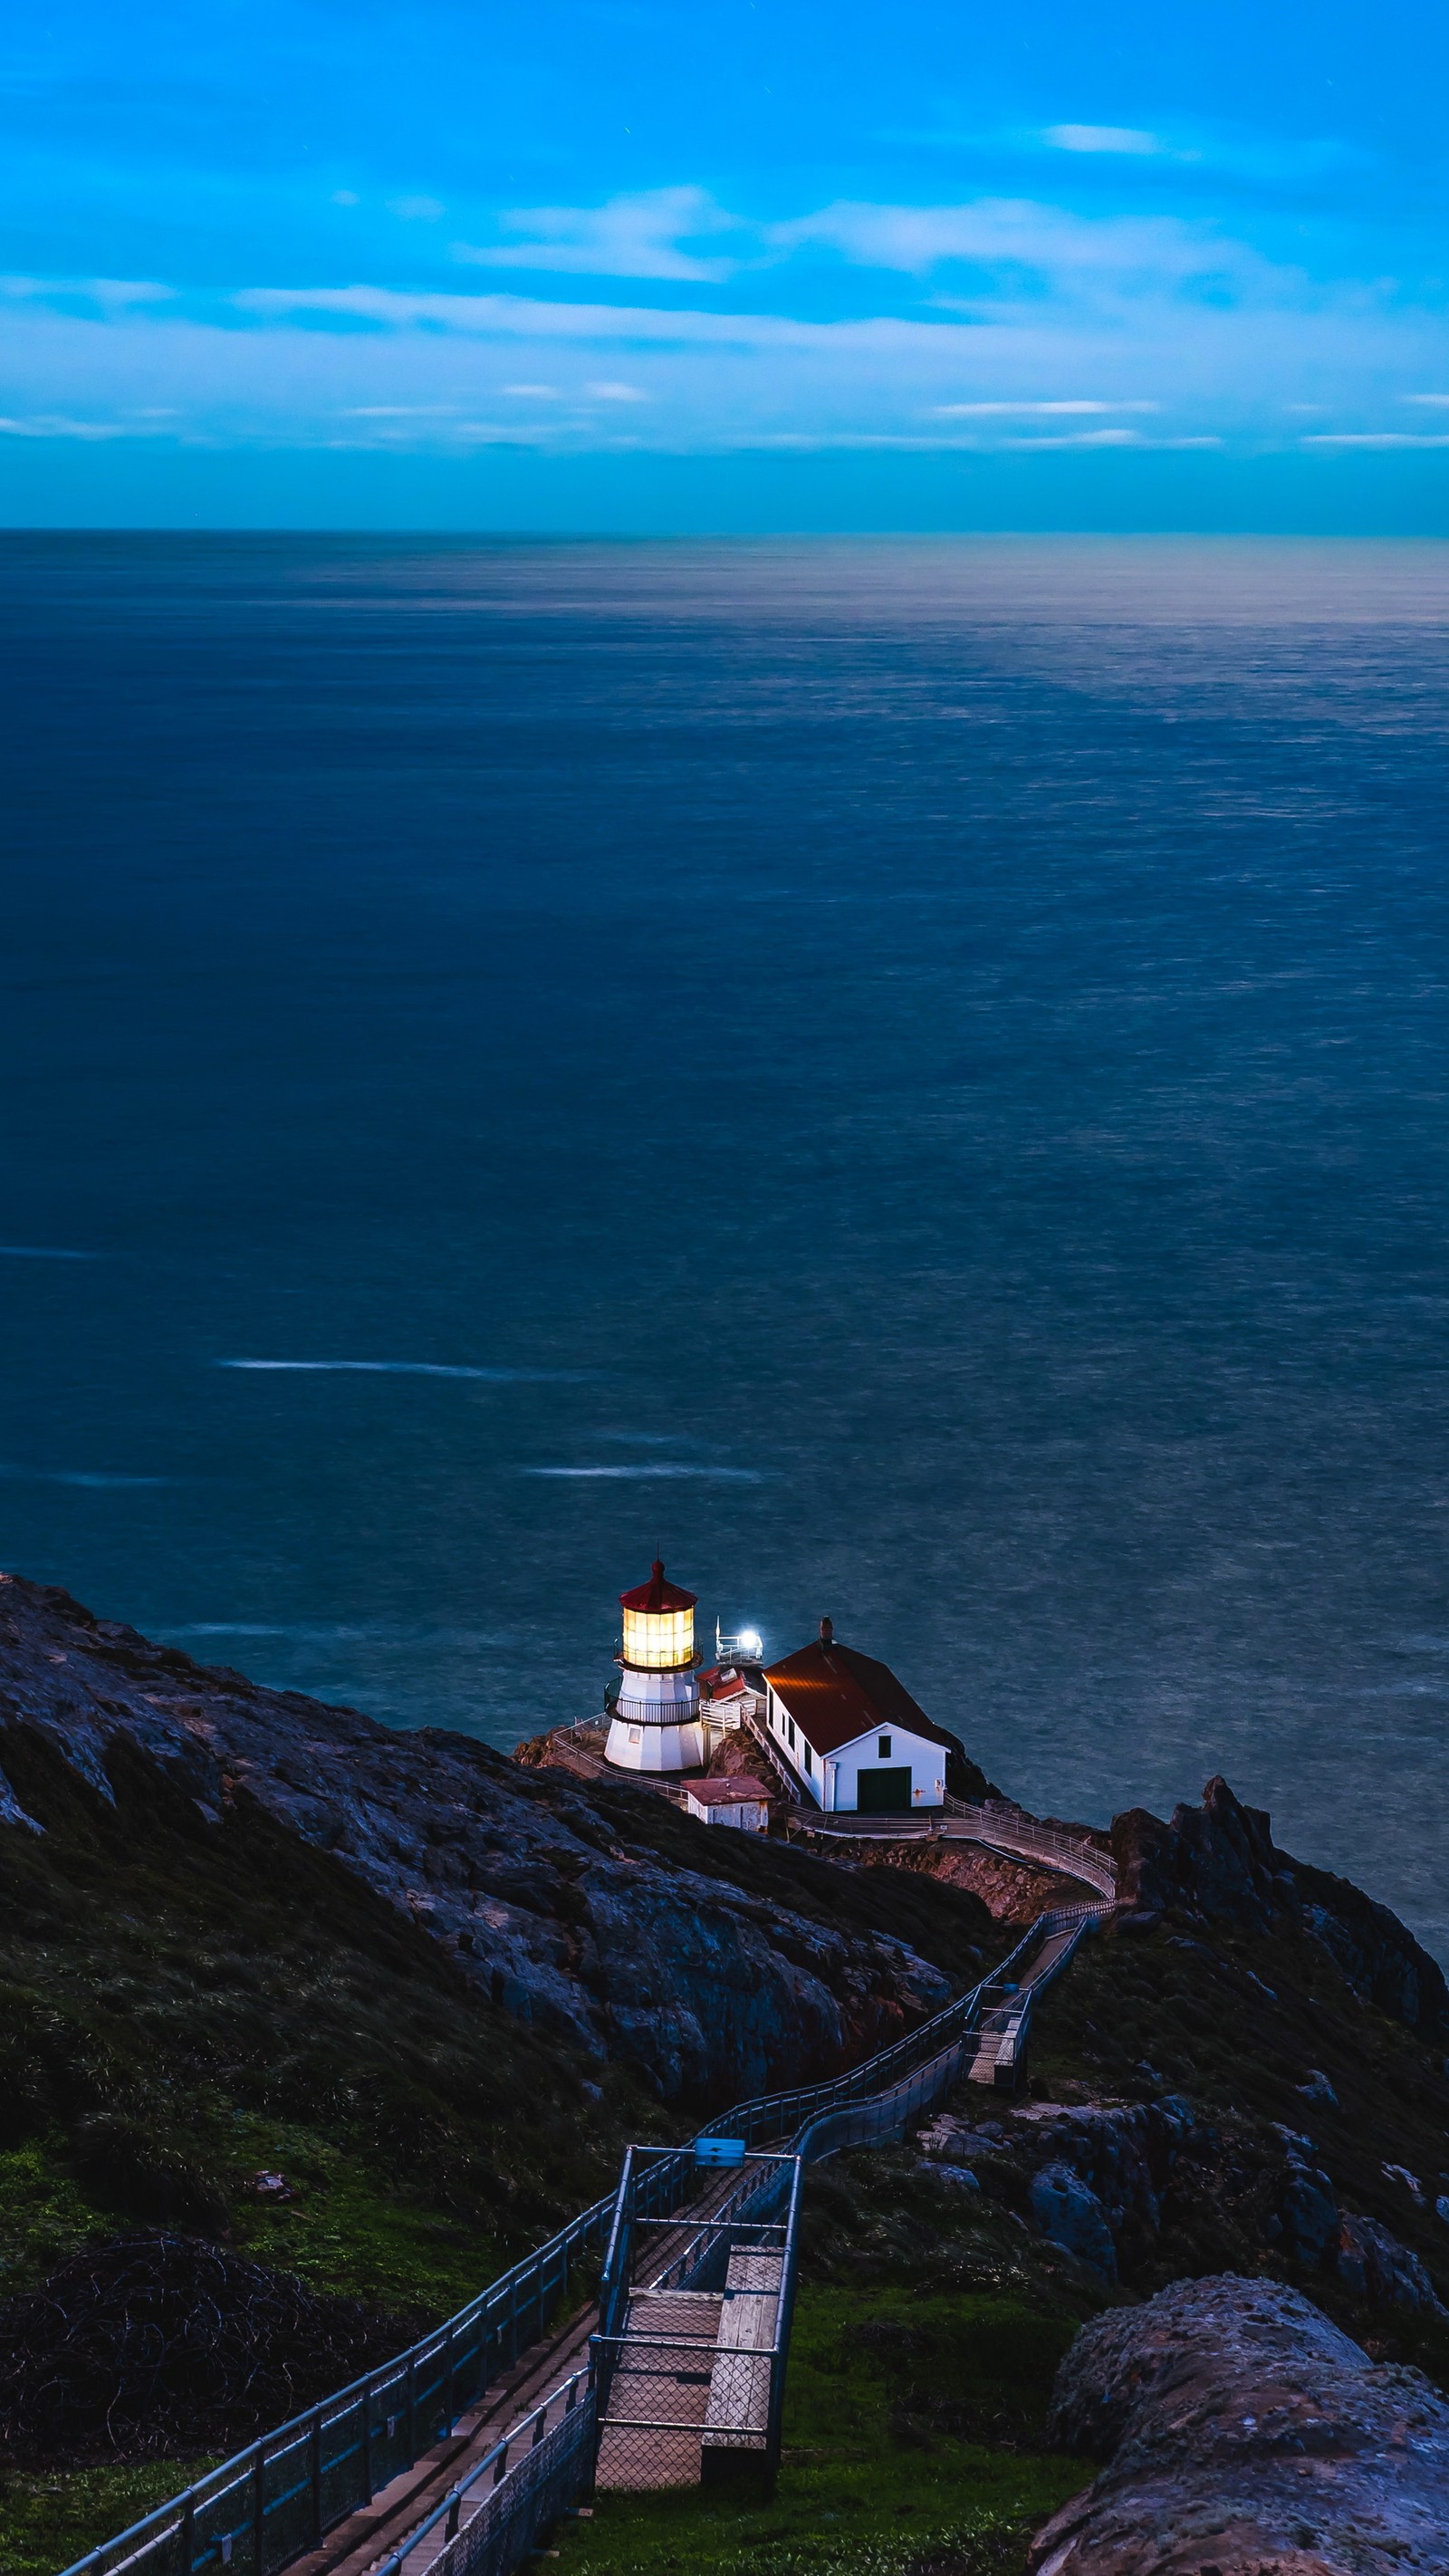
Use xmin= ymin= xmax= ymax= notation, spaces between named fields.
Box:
xmin=454 ymin=187 xmax=742 ymax=283
xmin=1 ymin=274 xmax=176 ymax=313
xmin=0 ymin=413 xmax=138 ymax=439
xmin=7 ymin=172 xmax=1449 ymax=464
xmin=1301 ymin=431 xmax=1449 ymax=447
xmin=928 ymin=399 xmax=1159 ymax=416
xmin=769 ymin=197 xmax=1275 ymax=300
xmin=1042 ymin=124 xmax=1165 ymax=156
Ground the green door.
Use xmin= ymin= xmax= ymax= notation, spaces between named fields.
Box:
xmin=856 ymin=1765 xmax=913 ymax=1814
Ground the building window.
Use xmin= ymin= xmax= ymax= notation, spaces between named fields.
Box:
xmin=629 ymin=1727 xmax=641 ymax=1745
xmin=787 ymin=1716 xmax=796 ymax=1748
xmin=878 ymin=1735 xmax=891 ymax=1759
xmin=802 ymin=1745 xmax=812 ymax=1773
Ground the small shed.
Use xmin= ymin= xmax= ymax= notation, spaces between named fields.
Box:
xmin=683 ymin=1778 xmax=770 ymax=1833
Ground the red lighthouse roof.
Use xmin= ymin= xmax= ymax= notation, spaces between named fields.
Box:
xmin=619 ymin=1558 xmax=697 ymax=1614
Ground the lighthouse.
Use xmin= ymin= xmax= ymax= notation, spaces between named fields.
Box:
xmin=604 ymin=1558 xmax=705 ymax=1774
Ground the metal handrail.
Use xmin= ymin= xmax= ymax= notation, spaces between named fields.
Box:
xmin=942 ymin=1801 xmax=1118 ymax=1898
xmin=373 ymin=2360 xmax=596 ymax=2576
xmin=694 ymin=1918 xmax=1042 ymax=2148
xmin=63 ymin=1885 xmax=1096 ymax=2576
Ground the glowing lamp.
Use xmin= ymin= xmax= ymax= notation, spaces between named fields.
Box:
xmin=618 ymin=1560 xmax=697 ymax=1673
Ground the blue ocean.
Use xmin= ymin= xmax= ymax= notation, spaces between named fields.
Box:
xmin=3 ymin=533 xmax=1447 ymax=1959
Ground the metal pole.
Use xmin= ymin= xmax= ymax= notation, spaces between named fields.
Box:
xmin=310 ymin=2415 xmax=323 ymax=2548
xmin=361 ymin=2384 xmax=373 ymax=2501
xmin=252 ymin=2444 xmax=265 ymax=2576
xmin=181 ymin=2495 xmax=196 ymax=2576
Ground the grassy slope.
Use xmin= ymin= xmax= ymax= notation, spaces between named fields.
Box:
xmin=562 ymin=2155 xmax=1101 ymax=2576
xmin=0 ymin=1722 xmax=1007 ymax=2571
xmin=0 ymin=1724 xmax=674 ymax=2306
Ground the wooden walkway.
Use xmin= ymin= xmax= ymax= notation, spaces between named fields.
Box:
xmin=594 ymin=2245 xmax=785 ymax=2490
xmin=966 ymin=1916 xmax=1093 ymax=2086
xmin=289 ymin=2174 xmax=751 ymax=2576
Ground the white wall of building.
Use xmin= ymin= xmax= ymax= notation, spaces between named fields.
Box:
xmin=766 ymin=1687 xmax=945 ymax=1812
xmin=765 ymin=1686 xmax=824 ymax=1805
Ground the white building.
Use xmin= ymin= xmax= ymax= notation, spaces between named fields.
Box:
xmin=698 ymin=1664 xmax=764 ymax=1740
xmin=762 ymin=1619 xmax=960 ymax=1814
xmin=683 ymin=1778 xmax=770 ymax=1832
xmin=604 ymin=1558 xmax=705 ymax=1773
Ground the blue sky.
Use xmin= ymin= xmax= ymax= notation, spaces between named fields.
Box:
xmin=5 ymin=0 xmax=1449 ymax=526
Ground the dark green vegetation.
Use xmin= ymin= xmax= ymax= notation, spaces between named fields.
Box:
xmin=0 ymin=2462 xmax=215 ymax=2576
xmin=0 ymin=1716 xmax=1008 ymax=2569
xmin=0 ymin=1722 xmax=667 ymax=2313
xmin=0 ymin=1721 xmax=999 ymax=2310
xmin=561 ymin=2154 xmax=1099 ymax=2576
xmin=1030 ymin=1909 xmax=1449 ymax=2366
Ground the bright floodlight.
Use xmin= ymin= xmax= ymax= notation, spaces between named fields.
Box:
xmin=737 ymin=1628 xmax=763 ymax=1657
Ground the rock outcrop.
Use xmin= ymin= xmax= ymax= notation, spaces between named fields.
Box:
xmin=1034 ymin=2274 xmax=1449 ymax=2576
xmin=1111 ymin=1778 xmax=1449 ymax=2040
xmin=916 ymin=2097 xmax=1448 ymax=2315
xmin=0 ymin=1574 xmax=958 ymax=2103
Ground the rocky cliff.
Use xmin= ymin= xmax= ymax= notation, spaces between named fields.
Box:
xmin=1112 ymin=1776 xmax=1449 ymax=2040
xmin=0 ymin=1572 xmax=990 ymax=2107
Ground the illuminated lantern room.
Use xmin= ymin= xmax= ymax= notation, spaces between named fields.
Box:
xmin=620 ymin=1560 xmax=696 ymax=1671
xmin=605 ymin=1558 xmax=705 ymax=1775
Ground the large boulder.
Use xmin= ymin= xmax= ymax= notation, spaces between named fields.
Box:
xmin=1035 ymin=2274 xmax=1449 ymax=2576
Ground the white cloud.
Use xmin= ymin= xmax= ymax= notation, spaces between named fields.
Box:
xmin=1003 ymin=426 xmax=1147 ymax=447
xmin=770 ymin=197 xmax=1274 ymax=300
xmin=389 ymin=196 xmax=445 ymax=222
xmin=1043 ymin=124 xmax=1164 ymax=156
xmin=1301 ymin=431 xmax=1449 ymax=447
xmin=928 ymin=399 xmax=1158 ymax=415
xmin=1 ymin=274 xmax=176 ymax=311
xmin=331 ymin=190 xmax=360 ymax=207
xmin=0 ymin=412 xmax=135 ymax=438
xmin=453 ymin=187 xmax=741 ymax=283
xmin=6 ymin=184 xmax=1449 ymax=466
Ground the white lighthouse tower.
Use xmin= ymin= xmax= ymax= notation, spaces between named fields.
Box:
xmin=605 ymin=1558 xmax=705 ymax=1774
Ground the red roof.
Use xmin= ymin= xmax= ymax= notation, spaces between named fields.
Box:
xmin=686 ymin=1778 xmax=769 ymax=1804
xmin=763 ymin=1636 xmax=964 ymax=1763
xmin=619 ymin=1558 xmax=697 ymax=1614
